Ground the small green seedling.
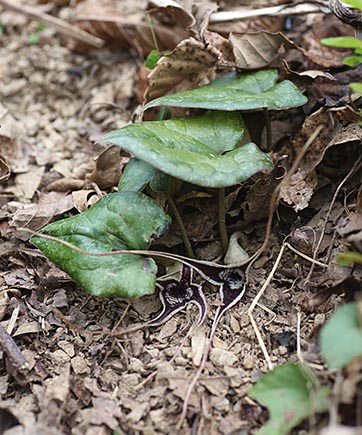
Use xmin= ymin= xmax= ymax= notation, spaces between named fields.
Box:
xmin=28 ymin=23 xmax=45 ymax=45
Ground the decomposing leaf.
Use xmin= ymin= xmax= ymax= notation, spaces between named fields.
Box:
xmin=100 ymin=111 xmax=272 ymax=188
xmin=144 ymin=37 xmax=222 ymax=104
xmin=71 ymin=0 xmax=187 ymax=53
xmin=249 ymin=363 xmax=331 ymax=435
xmin=229 ymin=31 xmax=294 ymax=70
xmin=144 ymin=69 xmax=308 ymax=112
xmin=11 ymin=192 xmax=74 ymax=233
xmin=148 ymin=0 xmax=196 ymax=29
xmin=31 ymin=192 xmax=171 ymax=298
xmin=89 ymin=145 xmax=124 ymax=189
xmin=320 ymin=302 xmax=362 ymax=369
xmin=279 ymin=108 xmax=362 ymax=211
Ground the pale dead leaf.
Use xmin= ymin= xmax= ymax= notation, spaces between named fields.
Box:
xmin=45 ymin=364 xmax=70 ymax=402
xmin=13 ymin=165 xmax=45 ymax=201
xmin=191 ymin=326 xmax=206 ymax=366
xmin=200 ymin=377 xmax=229 ymax=396
xmin=11 ymin=192 xmax=74 ymax=232
xmin=229 ymin=31 xmax=294 ymax=70
xmin=72 ymin=190 xmax=99 ymax=213
xmin=209 ymin=348 xmax=238 ymax=367
xmin=320 ymin=425 xmax=362 ymax=435
xmin=280 ymin=171 xmax=317 ymax=212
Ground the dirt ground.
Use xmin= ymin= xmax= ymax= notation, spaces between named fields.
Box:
xmin=0 ymin=1 xmax=361 ymax=435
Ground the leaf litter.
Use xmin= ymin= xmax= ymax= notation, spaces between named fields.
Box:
xmin=0 ymin=0 xmax=362 ymax=434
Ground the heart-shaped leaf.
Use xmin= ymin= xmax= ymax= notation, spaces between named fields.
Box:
xmin=99 ymin=111 xmax=272 ymax=188
xmin=320 ymin=302 xmax=362 ymax=369
xmin=144 ymin=70 xmax=307 ymax=112
xmin=31 ymin=192 xmax=171 ymax=298
xmin=249 ymin=363 xmax=331 ymax=435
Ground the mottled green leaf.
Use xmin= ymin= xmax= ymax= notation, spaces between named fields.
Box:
xmin=100 ymin=111 xmax=272 ymax=188
xmin=320 ymin=302 xmax=362 ymax=369
xmin=249 ymin=363 xmax=331 ymax=435
xmin=31 ymin=192 xmax=171 ymax=298
xmin=144 ymin=70 xmax=307 ymax=112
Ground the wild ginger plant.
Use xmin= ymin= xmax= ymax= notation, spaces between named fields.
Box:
xmin=31 ymin=69 xmax=307 ymax=298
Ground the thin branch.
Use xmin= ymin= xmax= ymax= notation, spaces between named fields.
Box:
xmin=0 ymin=0 xmax=104 ymax=48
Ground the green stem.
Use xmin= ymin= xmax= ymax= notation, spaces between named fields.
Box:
xmin=218 ymin=188 xmax=228 ymax=253
xmin=146 ymin=13 xmax=159 ymax=53
xmin=263 ymin=108 xmax=272 ymax=152
xmin=166 ymin=192 xmax=195 ymax=259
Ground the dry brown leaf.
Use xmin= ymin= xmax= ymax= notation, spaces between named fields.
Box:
xmin=301 ymin=14 xmax=353 ymax=68
xmin=149 ymin=0 xmax=196 ymax=29
xmin=88 ymin=145 xmax=125 ymax=189
xmin=150 ymin=0 xmax=218 ymax=39
xmin=72 ymin=189 xmax=99 ymax=213
xmin=10 ymin=192 xmax=74 ymax=232
xmin=191 ymin=326 xmax=206 ymax=366
xmin=279 ymin=108 xmax=347 ymax=211
xmin=229 ymin=31 xmax=294 ymax=70
xmin=71 ymin=0 xmax=187 ymax=54
xmin=13 ymin=165 xmax=45 ymax=201
xmin=144 ymin=35 xmax=222 ymax=103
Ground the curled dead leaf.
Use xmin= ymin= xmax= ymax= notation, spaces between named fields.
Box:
xmin=144 ymin=34 xmax=226 ymax=104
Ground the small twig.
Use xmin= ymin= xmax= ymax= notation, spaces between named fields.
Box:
xmin=210 ymin=2 xmax=330 ymax=23
xmin=218 ymin=187 xmax=229 ymax=254
xmin=0 ymin=0 xmax=104 ymax=48
xmin=285 ymin=241 xmax=328 ymax=268
xmin=166 ymin=192 xmax=195 ymax=259
xmin=305 ymin=154 xmax=362 ymax=282
xmin=296 ymin=310 xmax=304 ymax=363
xmin=248 ymin=242 xmax=286 ymax=370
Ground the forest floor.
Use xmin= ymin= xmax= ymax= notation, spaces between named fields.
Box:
xmin=0 ymin=1 xmax=361 ymax=435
